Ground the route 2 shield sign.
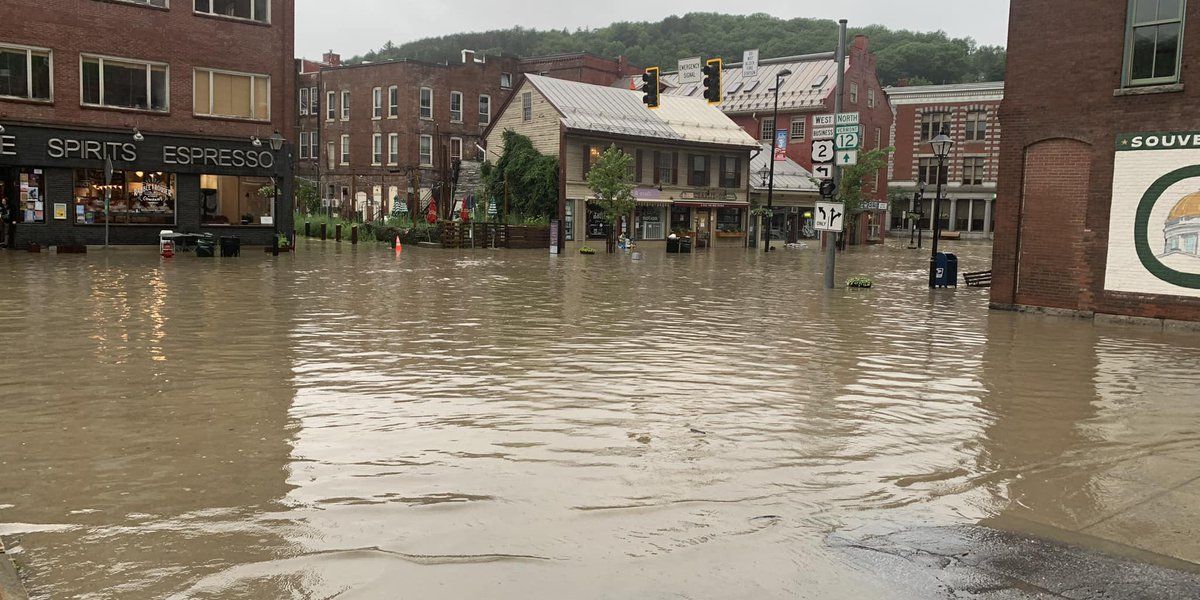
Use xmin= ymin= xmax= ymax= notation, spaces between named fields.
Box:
xmin=812 ymin=140 xmax=835 ymax=163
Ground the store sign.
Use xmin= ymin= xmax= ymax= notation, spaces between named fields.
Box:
xmin=47 ymin=138 xmax=138 ymax=162
xmin=163 ymin=145 xmax=275 ymax=169
xmin=1106 ymin=131 xmax=1200 ymax=299
xmin=633 ymin=187 xmax=661 ymax=199
xmin=0 ymin=135 xmax=16 ymax=157
xmin=680 ymin=190 xmax=719 ymax=200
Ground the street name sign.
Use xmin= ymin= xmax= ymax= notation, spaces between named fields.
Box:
xmin=678 ymin=57 xmax=703 ymax=85
xmin=836 ymin=112 xmax=860 ymax=126
xmin=812 ymin=140 xmax=835 ymax=163
xmin=814 ymin=201 xmax=845 ymax=232
xmin=743 ymin=49 xmax=759 ymax=78
xmin=812 ymin=164 xmax=834 ymax=180
xmin=812 ymin=126 xmax=835 ymax=140
xmin=813 ymin=114 xmax=835 ymax=127
xmin=836 ymin=150 xmax=859 ymax=166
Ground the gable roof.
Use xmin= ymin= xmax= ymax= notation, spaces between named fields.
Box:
xmin=749 ymin=144 xmax=819 ymax=193
xmin=524 ymin=74 xmax=759 ymax=149
xmin=644 ymin=53 xmax=841 ymax=115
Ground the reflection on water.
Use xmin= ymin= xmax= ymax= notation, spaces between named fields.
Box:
xmin=1 ymin=241 xmax=1199 ymax=598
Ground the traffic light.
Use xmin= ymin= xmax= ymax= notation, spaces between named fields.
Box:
xmin=819 ymin=180 xmax=838 ymax=199
xmin=642 ymin=67 xmax=661 ymax=109
xmin=702 ymin=58 xmax=723 ymax=105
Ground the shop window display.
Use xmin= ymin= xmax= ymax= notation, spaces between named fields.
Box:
xmin=73 ymin=170 xmax=176 ymax=225
xmin=200 ymin=174 xmax=276 ymax=226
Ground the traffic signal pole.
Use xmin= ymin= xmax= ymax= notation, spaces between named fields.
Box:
xmin=825 ymin=19 xmax=848 ymax=290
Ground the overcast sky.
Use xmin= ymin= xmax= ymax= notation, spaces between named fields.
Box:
xmin=295 ymin=1 xmax=1009 ymax=60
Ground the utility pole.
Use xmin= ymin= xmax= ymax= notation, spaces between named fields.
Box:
xmin=825 ymin=19 xmax=848 ymax=290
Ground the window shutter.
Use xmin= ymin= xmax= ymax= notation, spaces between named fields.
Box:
xmin=653 ymin=151 xmax=661 ymax=185
xmin=734 ymin=157 xmax=741 ymax=188
xmin=672 ymin=153 xmax=679 ymax=185
xmin=636 ymin=149 xmax=643 ymax=183
xmin=583 ymin=144 xmax=591 ymax=178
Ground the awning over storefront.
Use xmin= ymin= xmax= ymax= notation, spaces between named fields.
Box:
xmin=673 ymin=200 xmax=750 ymax=209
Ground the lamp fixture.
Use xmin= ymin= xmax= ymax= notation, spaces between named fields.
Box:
xmin=132 ymin=127 xmax=144 ymax=142
xmin=268 ymin=130 xmax=284 ymax=151
xmin=929 ymin=127 xmax=955 ymax=159
xmin=0 ymin=123 xmax=5 ymax=134
xmin=251 ymin=135 xmax=263 ymax=147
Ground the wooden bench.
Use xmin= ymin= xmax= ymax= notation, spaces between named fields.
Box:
xmin=940 ymin=231 xmax=962 ymax=240
xmin=964 ymin=270 xmax=992 ymax=287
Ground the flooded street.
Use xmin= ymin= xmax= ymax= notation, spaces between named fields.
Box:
xmin=2 ymin=240 xmax=1200 ymax=598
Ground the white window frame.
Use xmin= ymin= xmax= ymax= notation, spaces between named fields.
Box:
xmin=849 ymin=82 xmax=859 ymax=104
xmin=450 ymin=136 xmax=463 ymax=162
xmin=299 ymin=130 xmax=309 ymax=159
xmin=193 ymin=0 xmax=270 ymax=25
xmin=419 ymin=134 xmax=433 ymax=166
xmin=80 ymin=53 xmax=169 ymax=113
xmin=340 ymin=134 xmax=350 ymax=165
xmin=309 ymin=132 xmax=318 ymax=162
xmin=115 ymin=0 xmax=168 ymax=6
xmin=387 ymin=133 xmax=399 ymax=165
xmin=309 ymin=86 xmax=317 ymax=113
xmin=387 ymin=85 xmax=398 ymax=118
xmin=340 ymin=90 xmax=350 ymax=121
xmin=299 ymin=86 xmax=309 ymax=115
xmin=372 ymin=133 xmax=383 ymax=165
xmin=501 ymin=72 xmax=513 ymax=89
xmin=789 ymin=117 xmax=805 ymax=141
xmin=522 ymin=92 xmax=532 ymax=122
xmin=450 ymin=90 xmax=463 ymax=123
xmin=479 ymin=94 xmax=491 ymax=126
xmin=193 ymin=67 xmax=270 ymax=121
xmin=419 ymin=87 xmax=433 ymax=120
xmin=760 ymin=116 xmax=775 ymax=141
xmin=372 ymin=86 xmax=382 ymax=120
xmin=1124 ymin=0 xmax=1188 ymax=87
xmin=0 ymin=43 xmax=53 ymax=103
xmin=326 ymin=90 xmax=335 ymax=121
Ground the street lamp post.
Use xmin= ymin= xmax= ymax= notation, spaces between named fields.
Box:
xmin=764 ymin=68 xmax=792 ymax=254
xmin=927 ymin=127 xmax=955 ymax=287
xmin=911 ymin=181 xmax=926 ymax=249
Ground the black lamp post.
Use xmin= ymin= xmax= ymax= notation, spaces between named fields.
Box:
xmin=763 ymin=68 xmax=792 ymax=254
xmin=911 ymin=180 xmax=927 ymax=249
xmin=267 ymin=131 xmax=285 ymax=254
xmin=927 ymin=127 xmax=955 ymax=287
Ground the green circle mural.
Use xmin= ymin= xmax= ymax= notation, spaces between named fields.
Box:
xmin=1135 ymin=165 xmax=1200 ymax=289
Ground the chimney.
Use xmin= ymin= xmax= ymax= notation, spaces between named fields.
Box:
xmin=462 ymin=49 xmax=479 ymax=64
xmin=322 ymin=50 xmax=341 ymax=67
xmin=897 ymin=77 xmax=909 ymax=87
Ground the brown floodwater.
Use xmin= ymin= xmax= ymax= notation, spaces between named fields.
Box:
xmin=1 ymin=240 xmax=1199 ymax=598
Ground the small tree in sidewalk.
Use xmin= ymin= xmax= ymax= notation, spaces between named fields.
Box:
xmin=586 ymin=145 xmax=636 ymax=253
xmin=813 ymin=146 xmax=894 ymax=246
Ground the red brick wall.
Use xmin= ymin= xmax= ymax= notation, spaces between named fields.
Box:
xmin=892 ymin=99 xmax=1002 ymax=186
xmin=520 ymin=54 xmax=635 ymax=87
xmin=994 ymin=0 xmax=1200 ymax=321
xmin=0 ymin=0 xmax=294 ymax=141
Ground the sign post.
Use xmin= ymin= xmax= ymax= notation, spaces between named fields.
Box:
xmin=825 ymin=19 xmax=848 ymax=290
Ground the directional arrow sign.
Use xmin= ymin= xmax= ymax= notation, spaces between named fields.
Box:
xmin=812 ymin=164 xmax=833 ymax=180
xmin=812 ymin=139 xmax=835 ymax=163
xmin=836 ymin=150 xmax=858 ymax=166
xmin=814 ymin=201 xmax=845 ymax=232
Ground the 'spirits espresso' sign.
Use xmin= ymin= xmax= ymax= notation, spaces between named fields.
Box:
xmin=1106 ymin=131 xmax=1200 ymax=299
xmin=47 ymin=138 xmax=138 ymax=162
xmin=0 ymin=135 xmax=16 ymax=157
xmin=162 ymin=145 xmax=274 ymax=169
xmin=0 ymin=129 xmax=276 ymax=171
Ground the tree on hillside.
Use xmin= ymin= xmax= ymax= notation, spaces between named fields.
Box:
xmin=481 ymin=130 xmax=559 ymax=223
xmin=346 ymin=13 xmax=1006 ymax=86
xmin=585 ymin=146 xmax=635 ymax=254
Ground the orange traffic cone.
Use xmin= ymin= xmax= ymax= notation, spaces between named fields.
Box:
xmin=394 ymin=236 xmax=402 ymax=253
xmin=161 ymin=241 xmax=174 ymax=258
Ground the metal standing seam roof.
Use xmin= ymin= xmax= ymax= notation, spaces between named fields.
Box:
xmin=525 ymin=74 xmax=759 ymax=148
xmin=749 ymin=143 xmax=819 ymax=193
xmin=654 ymin=54 xmax=843 ymax=115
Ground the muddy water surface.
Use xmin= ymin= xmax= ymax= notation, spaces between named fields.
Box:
xmin=1 ymin=241 xmax=1199 ymax=598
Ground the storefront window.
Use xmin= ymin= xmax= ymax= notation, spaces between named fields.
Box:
xmin=636 ymin=205 xmax=666 ymax=240
xmin=564 ymin=201 xmax=574 ymax=241
xmin=716 ymin=207 xmax=743 ymax=233
xmin=73 ymin=170 xmax=176 ymax=225
xmin=972 ymin=199 xmax=987 ymax=232
xmin=955 ymin=199 xmax=971 ymax=231
xmin=14 ymin=169 xmax=46 ymax=224
xmin=670 ymin=205 xmax=690 ymax=235
xmin=199 ymin=174 xmax=275 ymax=226
xmin=585 ymin=202 xmax=607 ymax=239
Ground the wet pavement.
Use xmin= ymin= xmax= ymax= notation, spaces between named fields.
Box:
xmin=1 ymin=240 xmax=1199 ymax=598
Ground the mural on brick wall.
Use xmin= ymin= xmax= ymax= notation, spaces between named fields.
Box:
xmin=1106 ymin=132 xmax=1200 ymax=299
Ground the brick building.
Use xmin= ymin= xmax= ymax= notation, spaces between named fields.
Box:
xmin=652 ymin=36 xmax=893 ymax=244
xmin=885 ymin=82 xmax=1003 ymax=240
xmin=994 ymin=0 xmax=1200 ymax=323
xmin=1 ymin=0 xmax=295 ymax=248
xmin=520 ymin=52 xmax=641 ymax=87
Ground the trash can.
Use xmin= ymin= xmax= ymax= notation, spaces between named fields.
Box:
xmin=667 ymin=238 xmax=680 ymax=253
xmin=945 ymin=253 xmax=959 ymax=287
xmin=219 ymin=236 xmax=240 ymax=257
xmin=679 ymin=237 xmax=693 ymax=254
xmin=196 ymin=234 xmax=216 ymax=258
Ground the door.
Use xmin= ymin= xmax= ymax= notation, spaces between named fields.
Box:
xmin=693 ymin=208 xmax=710 ymax=249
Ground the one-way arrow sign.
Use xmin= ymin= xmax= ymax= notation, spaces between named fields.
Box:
xmin=836 ymin=150 xmax=858 ymax=166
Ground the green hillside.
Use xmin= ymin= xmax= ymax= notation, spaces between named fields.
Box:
xmin=351 ymin=12 xmax=1005 ymax=86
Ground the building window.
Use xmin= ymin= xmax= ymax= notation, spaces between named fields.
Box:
xmin=1125 ymin=0 xmax=1186 ymax=86
xmin=690 ymin=155 xmax=709 ymax=187
xmin=849 ymin=82 xmax=859 ymax=104
xmin=388 ymin=133 xmax=399 ymax=165
xmin=419 ymin=134 xmax=432 ymax=166
xmin=450 ymin=91 xmax=463 ymax=123
xmin=720 ymin=156 xmax=741 ymax=188
xmin=193 ymin=0 xmax=269 ymax=24
xmin=326 ymin=90 xmax=335 ymax=121
xmin=198 ymin=174 xmax=274 ymax=226
xmin=918 ymin=158 xmax=946 ymax=185
xmin=340 ymin=134 xmax=349 ymax=165
xmin=299 ymin=130 xmax=309 ymax=159
xmin=419 ymin=87 xmax=433 ymax=119
xmin=965 ymin=111 xmax=988 ymax=141
xmin=309 ymin=86 xmax=317 ymax=112
xmin=340 ymin=90 xmax=350 ymax=120
xmin=193 ymin=68 xmax=269 ymax=120
xmin=0 ymin=44 xmax=52 ymax=102
xmin=326 ymin=141 xmax=335 ymax=170
xmin=388 ymin=85 xmax=398 ymax=118
xmin=522 ymin=92 xmax=532 ymax=121
xmin=867 ymin=88 xmax=876 ymax=108
xmin=717 ymin=207 xmax=743 ymax=233
xmin=971 ymin=199 xmax=987 ymax=232
xmin=656 ymin=151 xmax=676 ymax=185
xmin=636 ymin=205 xmax=666 ymax=240
xmin=299 ymin=86 xmax=309 ymax=115
xmin=372 ymin=133 xmax=382 ymax=165
xmin=81 ymin=55 xmax=168 ymax=112
xmin=309 ymin=132 xmax=317 ymax=162
xmin=372 ymin=87 xmax=382 ymax=119
xmin=790 ymin=118 xmax=806 ymax=141
xmin=962 ymin=157 xmax=985 ymax=185
xmin=479 ymin=94 xmax=491 ymax=126
xmin=920 ymin=112 xmax=950 ymax=142
xmin=450 ymin=137 xmax=463 ymax=162
xmin=74 ymin=169 xmax=176 ymax=225
xmin=117 ymin=0 xmax=168 ymax=5
xmin=501 ymin=72 xmax=513 ymax=89
xmin=760 ymin=117 xmax=775 ymax=141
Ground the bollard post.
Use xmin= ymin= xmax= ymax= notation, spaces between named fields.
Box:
xmin=320 ymin=223 xmax=327 ymax=241
xmin=304 ymin=221 xmax=311 ymax=237
xmin=351 ymin=225 xmax=358 ymax=245
xmin=335 ymin=224 xmax=342 ymax=242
